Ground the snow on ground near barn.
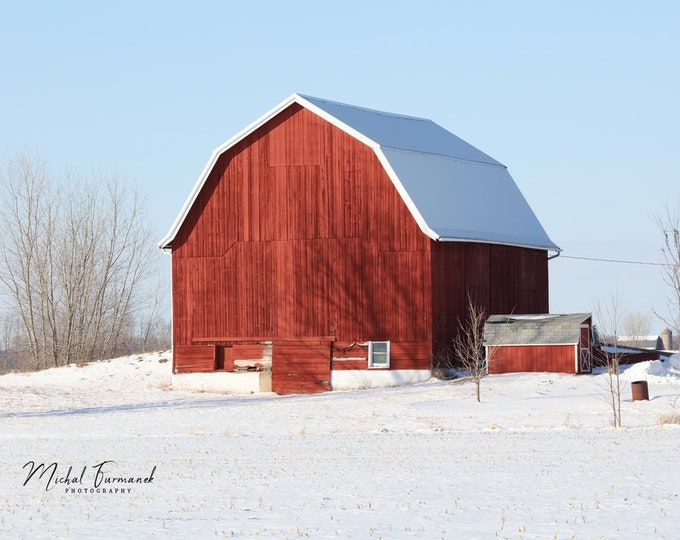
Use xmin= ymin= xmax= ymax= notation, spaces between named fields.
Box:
xmin=1 ymin=354 xmax=680 ymax=539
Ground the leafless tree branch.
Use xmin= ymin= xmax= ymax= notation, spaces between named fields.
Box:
xmin=653 ymin=202 xmax=680 ymax=344
xmin=593 ymin=293 xmax=625 ymax=427
xmin=453 ymin=294 xmax=497 ymax=403
xmin=0 ymin=151 xmax=169 ymax=370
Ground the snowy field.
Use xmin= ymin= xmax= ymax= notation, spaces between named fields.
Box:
xmin=1 ymin=352 xmax=680 ymax=539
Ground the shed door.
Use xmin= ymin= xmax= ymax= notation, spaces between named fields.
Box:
xmin=579 ymin=324 xmax=592 ymax=373
xmin=272 ymin=342 xmax=331 ymax=395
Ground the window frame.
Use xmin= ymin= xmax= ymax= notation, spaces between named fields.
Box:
xmin=368 ymin=341 xmax=390 ymax=369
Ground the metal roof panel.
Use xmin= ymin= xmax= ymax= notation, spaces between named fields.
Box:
xmin=381 ymin=148 xmax=559 ymax=250
xmin=298 ymin=94 xmax=502 ymax=165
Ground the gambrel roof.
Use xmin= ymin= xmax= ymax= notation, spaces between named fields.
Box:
xmin=159 ymin=94 xmax=559 ymax=252
xmin=484 ymin=314 xmax=592 ymax=346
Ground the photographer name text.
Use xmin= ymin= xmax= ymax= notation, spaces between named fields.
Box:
xmin=22 ymin=460 xmax=156 ymax=494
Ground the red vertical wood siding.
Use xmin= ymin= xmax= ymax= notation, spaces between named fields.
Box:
xmin=272 ymin=342 xmax=331 ymax=394
xmin=430 ymin=242 xmax=548 ymax=361
xmin=174 ymin=345 xmax=216 ymax=373
xmin=389 ymin=342 xmax=432 ymax=370
xmin=490 ymin=345 xmax=576 ymax=374
xmin=171 ymin=105 xmax=432 ymax=367
xmin=170 ymin=103 xmax=550 ymax=377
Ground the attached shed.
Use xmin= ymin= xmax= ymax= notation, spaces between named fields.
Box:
xmin=160 ymin=93 xmax=560 ymax=394
xmin=484 ymin=314 xmax=593 ymax=374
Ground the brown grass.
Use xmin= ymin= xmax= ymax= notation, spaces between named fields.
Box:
xmin=658 ymin=413 xmax=680 ymax=425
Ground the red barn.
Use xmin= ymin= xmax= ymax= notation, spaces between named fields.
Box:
xmin=484 ymin=314 xmax=593 ymax=374
xmin=159 ymin=94 xmax=560 ymax=394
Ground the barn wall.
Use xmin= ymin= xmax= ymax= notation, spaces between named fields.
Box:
xmin=489 ymin=344 xmax=577 ymax=374
xmin=272 ymin=341 xmax=331 ymax=395
xmin=170 ymin=104 xmax=433 ymax=370
xmin=430 ymin=242 xmax=549 ymax=362
xmin=173 ymin=345 xmax=215 ymax=373
xmin=330 ymin=341 xmax=431 ymax=371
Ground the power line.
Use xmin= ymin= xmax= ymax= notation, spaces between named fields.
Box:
xmin=559 ymin=255 xmax=668 ymax=266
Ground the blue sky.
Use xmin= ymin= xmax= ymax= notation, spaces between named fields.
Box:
xmin=1 ymin=1 xmax=678 ymax=328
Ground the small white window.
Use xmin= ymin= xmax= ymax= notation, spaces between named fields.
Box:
xmin=368 ymin=341 xmax=390 ymax=369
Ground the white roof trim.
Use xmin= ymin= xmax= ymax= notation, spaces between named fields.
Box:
xmin=159 ymin=94 xmax=301 ymax=250
xmin=507 ymin=314 xmax=561 ymax=321
xmin=295 ymin=95 xmax=378 ymax=150
xmin=486 ymin=342 xmax=580 ymax=347
xmin=372 ymin=148 xmax=440 ymax=241
xmin=293 ymin=98 xmax=445 ymax=238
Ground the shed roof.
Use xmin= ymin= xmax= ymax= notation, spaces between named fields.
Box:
xmin=614 ymin=336 xmax=664 ymax=351
xmin=159 ymin=94 xmax=560 ymax=252
xmin=484 ymin=314 xmax=592 ymax=346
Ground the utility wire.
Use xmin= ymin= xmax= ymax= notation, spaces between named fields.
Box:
xmin=559 ymin=255 xmax=668 ymax=267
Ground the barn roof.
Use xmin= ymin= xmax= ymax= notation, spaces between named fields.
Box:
xmin=484 ymin=314 xmax=592 ymax=346
xmin=159 ymin=94 xmax=560 ymax=252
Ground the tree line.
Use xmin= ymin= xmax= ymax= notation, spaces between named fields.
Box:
xmin=0 ymin=151 xmax=170 ymax=372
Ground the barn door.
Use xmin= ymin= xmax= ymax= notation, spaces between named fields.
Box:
xmin=272 ymin=341 xmax=331 ymax=395
xmin=579 ymin=324 xmax=592 ymax=373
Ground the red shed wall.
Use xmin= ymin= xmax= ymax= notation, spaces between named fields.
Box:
xmin=490 ymin=344 xmax=577 ymax=374
xmin=170 ymin=105 xmax=433 ymax=370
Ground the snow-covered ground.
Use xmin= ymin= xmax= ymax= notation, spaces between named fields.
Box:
xmin=1 ymin=352 xmax=680 ymax=539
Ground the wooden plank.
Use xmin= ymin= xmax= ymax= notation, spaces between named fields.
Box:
xmin=331 ymin=359 xmax=367 ymax=370
xmin=272 ymin=342 xmax=331 ymax=394
xmin=174 ymin=345 xmax=216 ymax=373
xmin=193 ymin=336 xmax=333 ymax=343
xmin=233 ymin=344 xmax=264 ymax=360
xmin=219 ymin=346 xmax=234 ymax=371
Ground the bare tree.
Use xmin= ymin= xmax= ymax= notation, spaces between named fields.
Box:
xmin=622 ymin=311 xmax=652 ymax=347
xmin=0 ymin=152 xmax=53 ymax=369
xmin=0 ymin=314 xmax=21 ymax=373
xmin=0 ymin=150 xmax=166 ymax=369
xmin=654 ymin=203 xmax=680 ymax=344
xmin=115 ymin=269 xmax=171 ymax=355
xmin=593 ymin=294 xmax=625 ymax=427
xmin=454 ymin=296 xmax=496 ymax=402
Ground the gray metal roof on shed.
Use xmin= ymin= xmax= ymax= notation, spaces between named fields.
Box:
xmin=159 ymin=94 xmax=560 ymax=253
xmin=484 ymin=314 xmax=592 ymax=346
